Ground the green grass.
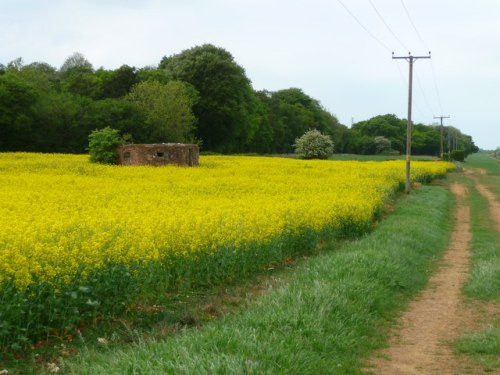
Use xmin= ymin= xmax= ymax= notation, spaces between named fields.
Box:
xmin=53 ymin=186 xmax=453 ymax=375
xmin=462 ymin=186 xmax=500 ymax=300
xmin=455 ymin=326 xmax=500 ymax=370
xmin=329 ymin=153 xmax=438 ymax=161
xmin=465 ymin=152 xmax=500 ymax=176
xmin=453 ymin=152 xmax=500 ymax=370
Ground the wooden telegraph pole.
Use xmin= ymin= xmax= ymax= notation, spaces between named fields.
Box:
xmin=392 ymin=52 xmax=431 ymax=194
xmin=434 ymin=115 xmax=450 ymax=159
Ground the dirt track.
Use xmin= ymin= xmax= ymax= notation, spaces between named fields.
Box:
xmin=369 ymin=170 xmax=500 ymax=374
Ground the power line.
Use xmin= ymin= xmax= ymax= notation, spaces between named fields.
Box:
xmin=400 ymin=0 xmax=430 ymax=52
xmin=336 ymin=0 xmax=413 ymax=116
xmin=336 ymin=0 xmax=391 ymax=52
xmin=400 ymin=0 xmax=445 ymax=116
xmin=414 ymin=69 xmax=436 ymax=117
xmin=336 ymin=0 xmax=441 ymax=126
xmin=430 ymin=60 xmax=444 ymax=114
xmin=368 ymin=0 xmax=409 ymax=52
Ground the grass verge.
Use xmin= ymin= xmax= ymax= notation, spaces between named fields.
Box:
xmin=465 ymin=152 xmax=500 ymax=176
xmin=54 ymin=186 xmax=453 ymax=375
xmin=462 ymin=186 xmax=500 ymax=300
xmin=453 ymin=153 xmax=500 ymax=370
xmin=455 ymin=326 xmax=500 ymax=371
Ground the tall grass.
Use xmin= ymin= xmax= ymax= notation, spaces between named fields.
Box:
xmin=58 ymin=186 xmax=453 ymax=375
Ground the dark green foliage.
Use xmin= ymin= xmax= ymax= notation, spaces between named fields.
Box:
xmin=126 ymin=80 xmax=198 ymax=143
xmin=349 ymin=114 xmax=405 ymax=154
xmin=0 ymin=263 xmax=141 ymax=351
xmin=348 ymin=114 xmax=477 ymax=157
xmin=0 ymin=52 xmax=478 ymax=155
xmin=0 ymin=73 xmax=38 ymax=150
xmin=88 ymin=127 xmax=123 ymax=164
xmin=98 ymin=65 xmax=138 ymax=98
xmin=249 ymin=88 xmax=347 ymax=154
xmin=451 ymin=149 xmax=465 ymax=162
xmin=161 ymin=44 xmax=258 ymax=152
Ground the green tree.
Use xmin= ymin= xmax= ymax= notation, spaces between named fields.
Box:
xmin=412 ymin=124 xmax=439 ymax=155
xmin=293 ymin=129 xmax=334 ymax=159
xmin=97 ymin=65 xmax=138 ymax=98
xmin=83 ymin=98 xmax=145 ymax=142
xmin=161 ymin=44 xmax=257 ymax=152
xmin=374 ymin=136 xmax=392 ymax=154
xmin=33 ymin=92 xmax=92 ymax=153
xmin=246 ymin=90 xmax=275 ymax=154
xmin=0 ymin=73 xmax=38 ymax=150
xmin=136 ymin=66 xmax=170 ymax=84
xmin=251 ymin=88 xmax=346 ymax=154
xmin=61 ymin=70 xmax=102 ymax=99
xmin=127 ymin=80 xmax=198 ymax=143
xmin=59 ymin=53 xmax=102 ymax=99
xmin=351 ymin=114 xmax=406 ymax=154
xmin=60 ymin=52 xmax=93 ymax=73
xmin=88 ymin=126 xmax=123 ymax=164
xmin=19 ymin=62 xmax=59 ymax=92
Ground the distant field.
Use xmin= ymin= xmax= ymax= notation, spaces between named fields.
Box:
xmin=330 ymin=153 xmax=439 ymax=161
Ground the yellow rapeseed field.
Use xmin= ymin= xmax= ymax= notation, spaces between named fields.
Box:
xmin=0 ymin=153 xmax=454 ymax=291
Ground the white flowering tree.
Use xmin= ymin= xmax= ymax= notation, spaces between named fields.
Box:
xmin=293 ymin=129 xmax=334 ymax=159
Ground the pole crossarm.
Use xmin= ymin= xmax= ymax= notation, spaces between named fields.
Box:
xmin=392 ymin=52 xmax=431 ymax=194
xmin=392 ymin=52 xmax=432 ymax=61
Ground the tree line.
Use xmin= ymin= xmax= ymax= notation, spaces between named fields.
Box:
xmin=0 ymin=44 xmax=478 ymax=156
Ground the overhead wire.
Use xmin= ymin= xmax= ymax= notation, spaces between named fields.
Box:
xmin=368 ymin=0 xmax=409 ymax=52
xmin=414 ymin=70 xmax=436 ymax=117
xmin=430 ymin=60 xmax=444 ymax=114
xmin=368 ymin=0 xmax=434 ymax=119
xmin=400 ymin=0 xmax=430 ymax=52
xmin=399 ymin=0 xmax=445 ymax=117
xmin=336 ymin=0 xmax=408 ymax=119
xmin=336 ymin=0 xmax=392 ymax=53
xmin=336 ymin=0 xmax=435 ymax=120
xmin=396 ymin=0 xmax=443 ymax=117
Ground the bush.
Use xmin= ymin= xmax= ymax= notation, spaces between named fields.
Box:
xmin=88 ymin=127 xmax=123 ymax=164
xmin=293 ymin=129 xmax=334 ymax=159
xmin=374 ymin=136 xmax=392 ymax=154
xmin=451 ymin=150 xmax=465 ymax=162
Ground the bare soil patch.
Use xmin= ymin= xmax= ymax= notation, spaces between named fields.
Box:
xmin=368 ymin=183 xmax=490 ymax=374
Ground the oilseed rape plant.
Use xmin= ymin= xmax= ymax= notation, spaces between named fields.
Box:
xmin=0 ymin=152 xmax=454 ymax=346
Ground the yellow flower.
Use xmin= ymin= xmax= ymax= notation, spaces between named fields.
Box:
xmin=0 ymin=152 xmax=454 ymax=290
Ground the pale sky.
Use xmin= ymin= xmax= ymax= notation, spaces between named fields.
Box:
xmin=1 ymin=0 xmax=499 ymax=150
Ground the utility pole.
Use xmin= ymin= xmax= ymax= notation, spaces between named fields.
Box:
xmin=434 ymin=115 xmax=450 ymax=159
xmin=392 ymin=52 xmax=431 ymax=194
